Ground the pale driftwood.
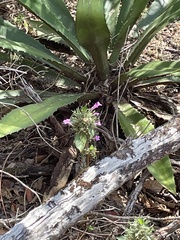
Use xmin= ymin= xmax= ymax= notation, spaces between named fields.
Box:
xmin=1 ymin=115 xmax=180 ymax=240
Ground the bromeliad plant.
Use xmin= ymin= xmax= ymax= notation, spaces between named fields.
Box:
xmin=0 ymin=0 xmax=180 ymax=193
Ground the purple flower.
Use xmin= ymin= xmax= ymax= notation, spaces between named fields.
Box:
xmin=94 ymin=135 xmax=100 ymax=141
xmin=91 ymin=101 xmax=102 ymax=111
xmin=63 ymin=118 xmax=72 ymax=125
xmin=94 ymin=112 xmax=100 ymax=116
xmin=95 ymin=121 xmax=101 ymax=126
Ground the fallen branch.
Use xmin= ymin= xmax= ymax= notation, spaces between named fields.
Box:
xmin=1 ymin=115 xmax=180 ymax=240
xmin=152 ymin=220 xmax=180 ymax=239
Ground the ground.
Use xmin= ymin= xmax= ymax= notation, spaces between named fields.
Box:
xmin=0 ymin=1 xmax=180 ymax=239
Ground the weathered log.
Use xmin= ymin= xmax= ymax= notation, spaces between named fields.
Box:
xmin=1 ymin=115 xmax=180 ymax=240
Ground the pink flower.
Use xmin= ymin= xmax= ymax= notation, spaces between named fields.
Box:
xmin=63 ymin=119 xmax=72 ymax=125
xmin=94 ymin=135 xmax=100 ymax=141
xmin=94 ymin=112 xmax=100 ymax=116
xmin=95 ymin=121 xmax=101 ymax=126
xmin=91 ymin=101 xmax=102 ymax=110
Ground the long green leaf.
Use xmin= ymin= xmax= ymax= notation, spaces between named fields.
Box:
xmin=0 ymin=18 xmax=86 ymax=82
xmin=126 ymin=0 xmax=180 ymax=65
xmin=18 ymin=0 xmax=90 ymax=62
xmin=131 ymin=76 xmax=180 ymax=88
xmin=127 ymin=61 xmax=180 ymax=87
xmin=110 ymin=0 xmax=149 ymax=63
xmin=133 ymin=0 xmax=175 ymax=37
xmin=118 ymin=102 xmax=154 ymax=137
xmin=104 ymin=0 xmax=120 ymax=36
xmin=0 ymin=94 xmax=83 ymax=138
xmin=28 ymin=19 xmax=66 ymax=44
xmin=148 ymin=156 xmax=176 ymax=195
xmin=0 ymin=52 xmax=82 ymax=88
xmin=127 ymin=61 xmax=180 ymax=79
xmin=76 ymin=0 xmax=110 ymax=81
xmin=0 ymin=83 xmax=81 ymax=105
xmin=112 ymin=61 xmax=180 ymax=88
xmin=118 ymin=102 xmax=176 ymax=194
xmin=0 ymin=90 xmax=28 ymax=104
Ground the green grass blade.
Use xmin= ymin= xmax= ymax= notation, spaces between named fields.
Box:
xmin=76 ymin=0 xmax=110 ymax=81
xmin=110 ymin=0 xmax=149 ymax=63
xmin=126 ymin=0 xmax=180 ymax=65
xmin=118 ymin=102 xmax=176 ymax=194
xmin=18 ymin=0 xmax=90 ymax=62
xmin=0 ymin=93 xmax=83 ymax=138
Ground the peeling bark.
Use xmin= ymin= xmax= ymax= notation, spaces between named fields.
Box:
xmin=1 ymin=115 xmax=180 ymax=240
